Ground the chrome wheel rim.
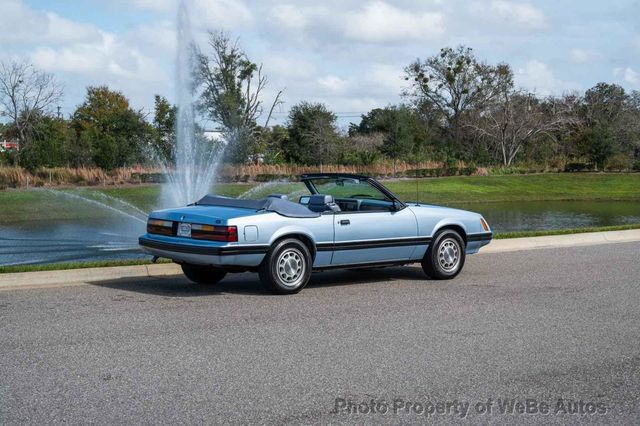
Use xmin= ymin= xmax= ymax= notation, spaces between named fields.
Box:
xmin=438 ymin=238 xmax=460 ymax=272
xmin=277 ymin=248 xmax=305 ymax=287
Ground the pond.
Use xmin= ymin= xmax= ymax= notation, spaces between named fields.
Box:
xmin=448 ymin=200 xmax=640 ymax=233
xmin=1 ymin=200 xmax=639 ymax=266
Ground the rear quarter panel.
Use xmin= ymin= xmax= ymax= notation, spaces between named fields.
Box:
xmin=229 ymin=212 xmax=335 ymax=267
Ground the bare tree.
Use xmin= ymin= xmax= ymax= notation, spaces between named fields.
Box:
xmin=195 ymin=31 xmax=283 ymax=162
xmin=403 ymin=46 xmax=513 ymax=145
xmin=467 ymin=89 xmax=572 ymax=166
xmin=0 ymin=60 xmax=63 ymax=159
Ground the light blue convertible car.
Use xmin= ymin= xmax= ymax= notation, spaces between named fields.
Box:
xmin=139 ymin=173 xmax=492 ymax=294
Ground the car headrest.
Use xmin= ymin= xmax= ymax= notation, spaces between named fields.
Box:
xmin=267 ymin=194 xmax=289 ymax=200
xmin=309 ymin=194 xmax=334 ymax=205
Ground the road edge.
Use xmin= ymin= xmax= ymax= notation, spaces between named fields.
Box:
xmin=1 ymin=229 xmax=639 ymax=290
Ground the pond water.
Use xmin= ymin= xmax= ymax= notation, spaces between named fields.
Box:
xmin=449 ymin=200 xmax=640 ymax=233
xmin=1 ymin=200 xmax=639 ymax=266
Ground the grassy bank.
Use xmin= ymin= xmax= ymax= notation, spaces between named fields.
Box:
xmin=383 ymin=173 xmax=640 ymax=204
xmin=1 ymin=173 xmax=639 ymax=224
xmin=0 ymin=259 xmax=171 ymax=274
xmin=494 ymin=223 xmax=640 ymax=239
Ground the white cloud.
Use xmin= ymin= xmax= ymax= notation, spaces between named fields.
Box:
xmin=132 ymin=0 xmax=252 ymax=30
xmin=317 ymin=75 xmax=349 ymax=94
xmin=269 ymin=4 xmax=309 ymax=31
xmin=363 ymin=64 xmax=403 ymax=95
xmin=624 ymin=67 xmax=638 ymax=85
xmin=570 ymin=48 xmax=598 ymax=64
xmin=613 ymin=67 xmax=639 ymax=86
xmin=0 ymin=0 xmax=101 ymax=44
xmin=475 ymin=0 xmax=547 ymax=31
xmin=343 ymin=1 xmax=444 ymax=43
xmin=516 ymin=60 xmax=578 ymax=96
xmin=31 ymin=32 xmax=167 ymax=83
xmin=132 ymin=0 xmax=172 ymax=13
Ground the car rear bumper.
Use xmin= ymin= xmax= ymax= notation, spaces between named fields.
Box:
xmin=139 ymin=237 xmax=268 ymax=267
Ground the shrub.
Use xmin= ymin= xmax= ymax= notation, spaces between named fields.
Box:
xmin=633 ymin=160 xmax=640 ymax=171
xmin=564 ymin=162 xmax=593 ymax=172
xmin=254 ymin=173 xmax=281 ymax=182
xmin=605 ymin=154 xmax=631 ymax=172
xmin=488 ymin=166 xmax=529 ymax=175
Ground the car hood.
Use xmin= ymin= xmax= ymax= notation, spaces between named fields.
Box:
xmin=407 ymin=203 xmax=482 ymax=218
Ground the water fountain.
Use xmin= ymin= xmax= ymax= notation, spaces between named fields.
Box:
xmin=1 ymin=1 xmax=221 ymax=266
xmin=160 ymin=0 xmax=221 ymax=208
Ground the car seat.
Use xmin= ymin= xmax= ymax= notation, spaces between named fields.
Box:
xmin=307 ymin=194 xmax=341 ymax=212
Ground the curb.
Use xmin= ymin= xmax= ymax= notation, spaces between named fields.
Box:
xmin=480 ymin=229 xmax=640 ymax=254
xmin=1 ymin=229 xmax=639 ymax=291
xmin=0 ymin=263 xmax=181 ymax=291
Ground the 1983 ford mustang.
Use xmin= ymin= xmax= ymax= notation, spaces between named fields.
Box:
xmin=139 ymin=173 xmax=492 ymax=294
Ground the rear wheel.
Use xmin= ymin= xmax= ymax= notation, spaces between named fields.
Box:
xmin=422 ymin=229 xmax=466 ymax=279
xmin=258 ymin=238 xmax=311 ymax=294
xmin=181 ymin=264 xmax=227 ymax=285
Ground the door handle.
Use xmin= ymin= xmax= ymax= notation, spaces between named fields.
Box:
xmin=339 ymin=219 xmax=350 ymax=225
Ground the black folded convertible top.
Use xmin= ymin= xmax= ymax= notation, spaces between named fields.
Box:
xmin=195 ymin=195 xmax=320 ymax=218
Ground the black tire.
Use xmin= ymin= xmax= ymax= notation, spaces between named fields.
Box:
xmin=421 ymin=229 xmax=466 ymax=280
xmin=181 ymin=264 xmax=227 ymax=285
xmin=258 ymin=238 xmax=312 ymax=294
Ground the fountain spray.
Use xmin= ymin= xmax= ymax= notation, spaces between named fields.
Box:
xmin=161 ymin=0 xmax=221 ymax=208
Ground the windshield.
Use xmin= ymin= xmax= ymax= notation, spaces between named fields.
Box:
xmin=305 ymin=177 xmax=390 ymax=201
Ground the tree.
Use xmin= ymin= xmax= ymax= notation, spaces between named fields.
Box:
xmin=152 ymin=95 xmax=177 ymax=163
xmin=403 ymin=46 xmax=513 ymax=150
xmin=573 ymin=83 xmax=637 ymax=167
xmin=285 ymin=102 xmax=340 ymax=165
xmin=195 ymin=31 xmax=283 ymax=163
xmin=572 ymin=126 xmax=615 ymax=170
xmin=352 ymin=106 xmax=432 ymax=163
xmin=254 ymin=125 xmax=289 ymax=164
xmin=71 ymin=86 xmax=151 ymax=169
xmin=467 ymin=90 xmax=572 ymax=166
xmin=0 ymin=60 xmax=63 ymax=163
xmin=583 ymin=83 xmax=627 ymax=127
xmin=19 ymin=115 xmax=71 ymax=170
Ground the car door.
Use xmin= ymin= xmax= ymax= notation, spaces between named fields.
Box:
xmin=331 ymin=207 xmax=419 ymax=265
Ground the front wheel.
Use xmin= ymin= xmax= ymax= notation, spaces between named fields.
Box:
xmin=181 ymin=264 xmax=227 ymax=285
xmin=422 ymin=230 xmax=466 ymax=279
xmin=258 ymin=238 xmax=312 ymax=294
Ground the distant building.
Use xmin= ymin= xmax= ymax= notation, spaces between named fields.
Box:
xmin=0 ymin=134 xmax=18 ymax=151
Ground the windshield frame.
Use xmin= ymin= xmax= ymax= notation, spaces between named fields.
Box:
xmin=300 ymin=174 xmax=406 ymax=209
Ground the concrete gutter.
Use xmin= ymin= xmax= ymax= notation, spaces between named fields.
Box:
xmin=1 ymin=229 xmax=639 ymax=291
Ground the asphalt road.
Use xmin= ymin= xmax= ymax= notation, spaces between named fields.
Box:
xmin=1 ymin=243 xmax=640 ymax=425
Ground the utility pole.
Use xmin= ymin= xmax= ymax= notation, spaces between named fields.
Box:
xmin=56 ymin=106 xmax=62 ymax=119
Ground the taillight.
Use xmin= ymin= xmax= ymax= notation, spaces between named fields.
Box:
xmin=147 ymin=219 xmax=173 ymax=236
xmin=191 ymin=225 xmax=238 ymax=242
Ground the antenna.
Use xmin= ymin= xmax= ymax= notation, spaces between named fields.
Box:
xmin=415 ymin=177 xmax=420 ymax=205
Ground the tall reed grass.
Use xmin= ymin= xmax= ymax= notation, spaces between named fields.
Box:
xmin=0 ymin=161 xmax=485 ymax=189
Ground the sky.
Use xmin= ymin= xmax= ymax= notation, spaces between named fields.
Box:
xmin=1 ymin=0 xmax=639 ymax=128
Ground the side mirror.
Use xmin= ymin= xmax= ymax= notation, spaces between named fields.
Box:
xmin=391 ymin=201 xmax=402 ymax=211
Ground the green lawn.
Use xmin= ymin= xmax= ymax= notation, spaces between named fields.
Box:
xmin=383 ymin=173 xmax=640 ymax=204
xmin=1 ymin=173 xmax=638 ymax=224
